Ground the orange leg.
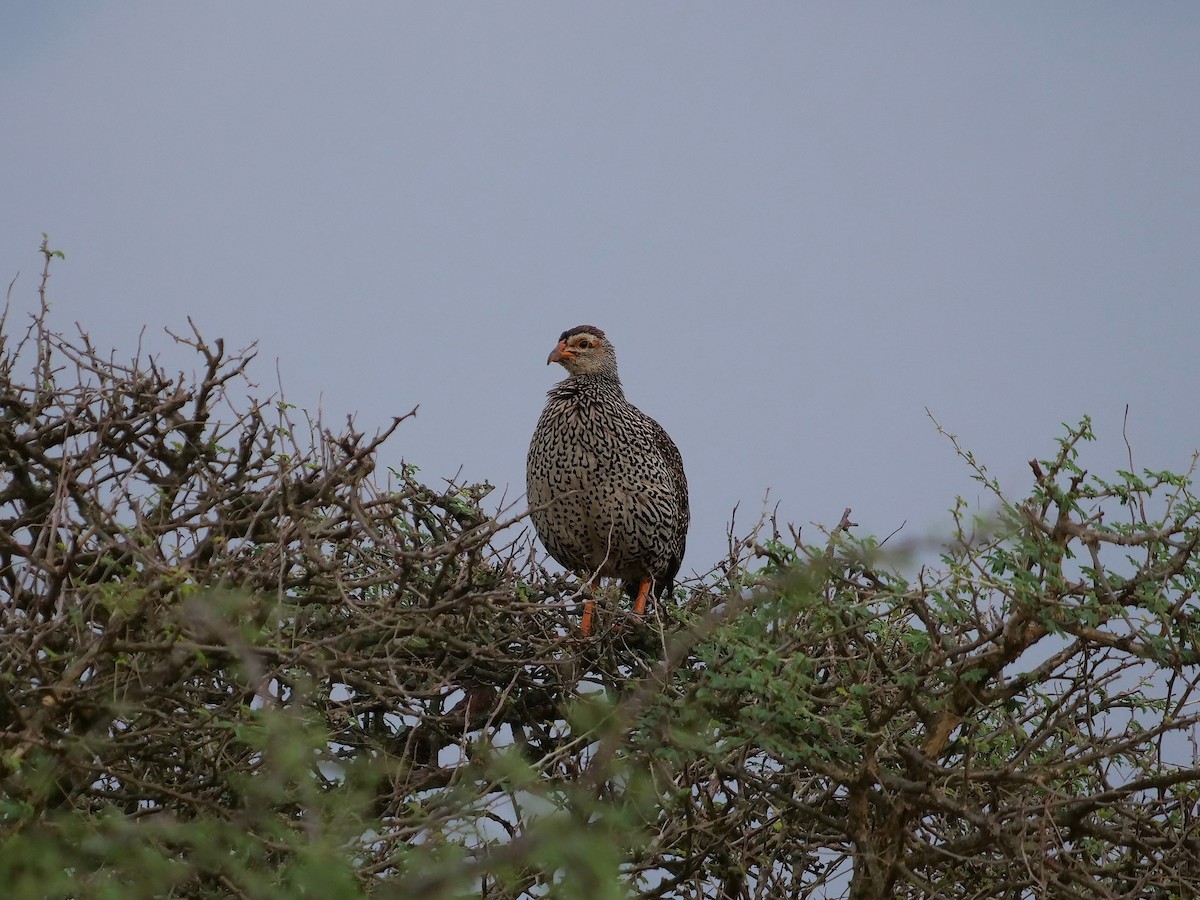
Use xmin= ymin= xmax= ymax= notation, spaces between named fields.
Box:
xmin=581 ymin=598 xmax=595 ymax=636
xmin=632 ymin=579 xmax=652 ymax=617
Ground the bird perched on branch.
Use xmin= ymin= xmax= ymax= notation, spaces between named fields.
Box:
xmin=527 ymin=325 xmax=689 ymax=635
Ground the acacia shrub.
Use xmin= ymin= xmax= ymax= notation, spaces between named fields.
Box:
xmin=2 ymin=245 xmax=1200 ymax=898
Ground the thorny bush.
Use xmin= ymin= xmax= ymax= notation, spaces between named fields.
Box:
xmin=2 ymin=245 xmax=1200 ymax=899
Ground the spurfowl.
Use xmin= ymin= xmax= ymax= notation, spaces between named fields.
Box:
xmin=527 ymin=325 xmax=689 ymax=635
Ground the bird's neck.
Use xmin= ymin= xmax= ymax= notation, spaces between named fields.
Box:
xmin=557 ymin=372 xmax=625 ymax=400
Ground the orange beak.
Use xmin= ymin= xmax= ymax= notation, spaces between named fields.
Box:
xmin=547 ymin=340 xmax=572 ymax=365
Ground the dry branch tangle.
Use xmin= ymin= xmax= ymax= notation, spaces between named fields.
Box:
xmin=2 ymin=287 xmax=1200 ymax=898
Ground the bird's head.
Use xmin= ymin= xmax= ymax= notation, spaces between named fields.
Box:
xmin=547 ymin=325 xmax=618 ymax=377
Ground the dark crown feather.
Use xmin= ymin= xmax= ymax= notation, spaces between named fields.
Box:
xmin=559 ymin=325 xmax=607 ymax=342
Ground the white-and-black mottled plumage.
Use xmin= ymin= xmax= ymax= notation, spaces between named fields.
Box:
xmin=527 ymin=325 xmax=689 ymax=615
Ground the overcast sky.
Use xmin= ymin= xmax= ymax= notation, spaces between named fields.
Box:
xmin=4 ymin=4 xmax=1198 ymax=575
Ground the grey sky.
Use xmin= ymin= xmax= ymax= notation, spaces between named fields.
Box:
xmin=4 ymin=4 xmax=1198 ymax=574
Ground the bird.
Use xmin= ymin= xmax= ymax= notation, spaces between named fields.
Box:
xmin=527 ymin=325 xmax=689 ymax=635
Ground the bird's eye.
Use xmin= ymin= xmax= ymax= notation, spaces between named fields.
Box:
xmin=577 ymin=340 xmax=592 ymax=349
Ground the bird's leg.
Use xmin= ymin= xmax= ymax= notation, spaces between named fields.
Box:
xmin=632 ymin=578 xmax=652 ymax=618
xmin=577 ymin=577 xmax=600 ymax=637
xmin=581 ymin=598 xmax=596 ymax=637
